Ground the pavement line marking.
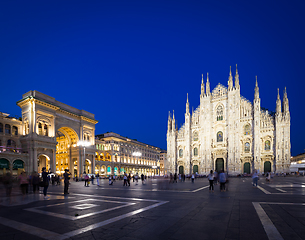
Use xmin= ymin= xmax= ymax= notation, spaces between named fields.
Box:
xmin=92 ymin=187 xmax=194 ymax=193
xmin=275 ymin=188 xmax=287 ymax=193
xmin=258 ymin=202 xmax=305 ymax=206
xmin=257 ymin=185 xmax=271 ymax=194
xmin=26 ymin=201 xmax=135 ymax=220
xmin=0 ymin=216 xmax=61 ymax=239
xmin=58 ymin=201 xmax=168 ymax=240
xmin=192 ymin=185 xmax=209 ymax=192
xmin=252 ymin=202 xmax=284 ymax=240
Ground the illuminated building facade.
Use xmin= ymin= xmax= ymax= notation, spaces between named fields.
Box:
xmin=167 ymin=66 xmax=291 ymax=175
xmin=95 ymin=132 xmax=161 ymax=176
xmin=0 ymin=91 xmax=161 ymax=177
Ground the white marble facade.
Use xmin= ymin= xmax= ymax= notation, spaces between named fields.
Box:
xmin=166 ymin=66 xmax=291 ymax=175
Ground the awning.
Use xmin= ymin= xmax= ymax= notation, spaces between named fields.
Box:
xmin=13 ymin=159 xmax=24 ymax=169
xmin=0 ymin=158 xmax=10 ymax=169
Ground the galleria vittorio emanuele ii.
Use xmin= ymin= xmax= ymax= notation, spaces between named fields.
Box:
xmin=167 ymin=66 xmax=291 ymax=175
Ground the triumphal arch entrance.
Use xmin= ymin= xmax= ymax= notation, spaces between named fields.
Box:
xmin=17 ymin=91 xmax=98 ymax=177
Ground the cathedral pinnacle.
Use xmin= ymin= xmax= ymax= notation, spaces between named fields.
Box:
xmin=254 ymin=76 xmax=259 ymax=99
xmin=228 ymin=66 xmax=233 ymax=90
xmin=283 ymin=87 xmax=289 ymax=113
xmin=276 ymin=88 xmax=282 ymax=113
xmin=186 ymin=93 xmax=190 ymax=114
xmin=235 ymin=64 xmax=240 ymax=89
xmin=201 ymin=74 xmax=205 ymax=96
xmin=206 ymin=72 xmax=210 ymax=94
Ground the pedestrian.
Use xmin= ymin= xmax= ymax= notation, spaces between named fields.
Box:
xmin=174 ymin=173 xmax=177 ymax=183
xmin=191 ymin=173 xmax=195 ymax=183
xmin=252 ymin=169 xmax=259 ymax=188
xmin=141 ymin=173 xmax=145 ymax=184
xmin=127 ymin=173 xmax=131 ymax=186
xmin=219 ymin=170 xmax=227 ymax=192
xmin=96 ymin=173 xmax=100 ymax=186
xmin=3 ymin=172 xmax=13 ymax=202
xmin=169 ymin=173 xmax=173 ymax=183
xmin=63 ymin=169 xmax=71 ymax=194
xmin=41 ymin=167 xmax=50 ymax=199
xmin=183 ymin=174 xmax=186 ymax=182
xmin=18 ymin=171 xmax=29 ymax=199
xmin=135 ymin=173 xmax=138 ymax=185
xmin=208 ymin=170 xmax=214 ymax=192
xmin=91 ymin=174 xmax=95 ymax=185
xmin=32 ymin=172 xmax=40 ymax=194
xmin=84 ymin=174 xmax=89 ymax=187
xmin=109 ymin=175 xmax=113 ymax=185
xmin=123 ymin=173 xmax=128 ymax=186
xmin=214 ymin=171 xmax=218 ymax=185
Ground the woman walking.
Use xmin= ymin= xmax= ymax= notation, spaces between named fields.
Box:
xmin=208 ymin=170 xmax=214 ymax=193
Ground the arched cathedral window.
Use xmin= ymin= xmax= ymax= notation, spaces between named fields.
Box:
xmin=244 ymin=142 xmax=250 ymax=153
xmin=193 ymin=132 xmax=198 ymax=141
xmin=44 ymin=124 xmax=48 ymax=136
xmin=265 ymin=140 xmax=270 ymax=151
xmin=217 ymin=131 xmax=223 ymax=142
xmin=244 ymin=124 xmax=251 ymax=135
xmin=193 ymin=147 xmax=198 ymax=156
xmin=179 ymin=149 xmax=183 ymax=158
xmin=216 ymin=105 xmax=223 ymax=121
xmin=5 ymin=124 xmax=11 ymax=134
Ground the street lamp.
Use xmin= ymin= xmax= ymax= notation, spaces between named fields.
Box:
xmin=77 ymin=141 xmax=90 ymax=174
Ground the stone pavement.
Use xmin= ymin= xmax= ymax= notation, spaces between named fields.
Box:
xmin=0 ymin=176 xmax=305 ymax=240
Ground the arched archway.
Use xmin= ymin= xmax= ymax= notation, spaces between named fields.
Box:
xmin=0 ymin=158 xmax=10 ymax=175
xmin=244 ymin=162 xmax=251 ymax=174
xmin=38 ymin=154 xmax=50 ymax=172
xmin=56 ymin=127 xmax=79 ymax=175
xmin=264 ymin=161 xmax=271 ymax=173
xmin=215 ymin=158 xmax=224 ymax=172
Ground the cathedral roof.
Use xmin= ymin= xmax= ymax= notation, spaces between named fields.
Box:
xmin=212 ymin=83 xmax=227 ymax=99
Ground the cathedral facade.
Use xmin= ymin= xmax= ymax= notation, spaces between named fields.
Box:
xmin=166 ymin=66 xmax=291 ymax=175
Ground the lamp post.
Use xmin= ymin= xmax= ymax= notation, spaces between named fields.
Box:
xmin=77 ymin=141 xmax=90 ymax=175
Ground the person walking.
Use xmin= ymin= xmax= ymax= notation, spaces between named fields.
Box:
xmin=123 ymin=173 xmax=128 ymax=186
xmin=32 ymin=172 xmax=40 ymax=194
xmin=141 ymin=173 xmax=144 ymax=184
xmin=135 ymin=173 xmax=139 ymax=185
xmin=3 ymin=172 xmax=13 ymax=203
xmin=63 ymin=169 xmax=71 ymax=194
xmin=174 ymin=173 xmax=177 ymax=183
xmin=208 ymin=170 xmax=214 ymax=193
xmin=91 ymin=174 xmax=95 ymax=185
xmin=252 ymin=169 xmax=259 ymax=188
xmin=127 ymin=173 xmax=131 ymax=186
xmin=41 ymin=167 xmax=50 ymax=199
xmin=219 ymin=170 xmax=227 ymax=192
xmin=96 ymin=173 xmax=100 ymax=186
xmin=18 ymin=171 xmax=29 ymax=199
xmin=84 ymin=174 xmax=89 ymax=187
xmin=214 ymin=171 xmax=218 ymax=185
xmin=109 ymin=175 xmax=113 ymax=185
xmin=191 ymin=173 xmax=195 ymax=183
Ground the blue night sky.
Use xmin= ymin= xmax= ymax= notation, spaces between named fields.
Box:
xmin=0 ymin=1 xmax=304 ymax=155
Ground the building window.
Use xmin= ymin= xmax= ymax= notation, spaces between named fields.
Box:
xmin=194 ymin=147 xmax=198 ymax=156
xmin=265 ymin=140 xmax=270 ymax=151
xmin=38 ymin=122 xmax=43 ymax=135
xmin=179 ymin=149 xmax=183 ymax=158
xmin=0 ymin=123 xmax=3 ymax=132
xmin=5 ymin=124 xmax=10 ymax=134
xmin=13 ymin=126 xmax=18 ymax=135
xmin=44 ymin=124 xmax=48 ymax=136
xmin=193 ymin=132 xmax=198 ymax=141
xmin=217 ymin=131 xmax=223 ymax=142
xmin=245 ymin=142 xmax=250 ymax=153
xmin=244 ymin=124 xmax=251 ymax=135
xmin=216 ymin=105 xmax=223 ymax=121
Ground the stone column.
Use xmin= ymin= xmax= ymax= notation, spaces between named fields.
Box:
xmin=50 ymin=149 xmax=56 ymax=174
xmin=91 ymin=154 xmax=95 ymax=174
xmin=33 ymin=148 xmax=38 ymax=173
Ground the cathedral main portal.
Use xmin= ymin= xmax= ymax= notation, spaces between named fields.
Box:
xmin=215 ymin=158 xmax=224 ymax=172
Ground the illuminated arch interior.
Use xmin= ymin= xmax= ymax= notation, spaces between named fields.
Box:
xmin=56 ymin=127 xmax=79 ymax=175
